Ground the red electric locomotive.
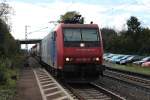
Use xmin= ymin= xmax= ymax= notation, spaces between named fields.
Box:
xmin=41 ymin=23 xmax=104 ymax=82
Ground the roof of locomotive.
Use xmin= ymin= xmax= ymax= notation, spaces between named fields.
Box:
xmin=54 ymin=23 xmax=99 ymax=31
xmin=42 ymin=23 xmax=100 ymax=41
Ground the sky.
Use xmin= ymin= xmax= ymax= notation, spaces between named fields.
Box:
xmin=2 ymin=0 xmax=150 ymax=48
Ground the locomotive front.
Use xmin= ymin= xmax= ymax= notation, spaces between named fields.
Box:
xmin=60 ymin=24 xmax=104 ymax=81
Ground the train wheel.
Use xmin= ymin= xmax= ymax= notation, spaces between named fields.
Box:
xmin=100 ymin=71 xmax=103 ymax=76
xmin=51 ymin=68 xmax=55 ymax=76
xmin=57 ymin=70 xmax=64 ymax=79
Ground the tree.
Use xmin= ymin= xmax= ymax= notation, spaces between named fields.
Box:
xmin=101 ymin=16 xmax=150 ymax=55
xmin=0 ymin=1 xmax=19 ymax=56
xmin=137 ymin=28 xmax=150 ymax=54
xmin=124 ymin=16 xmax=142 ymax=53
xmin=59 ymin=11 xmax=84 ymax=24
xmin=127 ymin=16 xmax=141 ymax=34
xmin=0 ymin=0 xmax=12 ymax=21
xmin=0 ymin=18 xmax=9 ymax=55
xmin=0 ymin=0 xmax=11 ymax=50
xmin=101 ymin=28 xmax=117 ymax=51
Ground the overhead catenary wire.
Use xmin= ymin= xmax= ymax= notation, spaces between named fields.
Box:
xmin=28 ymin=27 xmax=48 ymax=34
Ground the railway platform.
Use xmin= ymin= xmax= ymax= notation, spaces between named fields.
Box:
xmin=15 ymin=57 xmax=73 ymax=100
xmin=15 ymin=57 xmax=43 ymax=100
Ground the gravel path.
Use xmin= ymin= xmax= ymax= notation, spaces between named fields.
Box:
xmin=95 ymin=76 xmax=150 ymax=100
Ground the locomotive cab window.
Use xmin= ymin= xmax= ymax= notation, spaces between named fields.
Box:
xmin=63 ymin=28 xmax=100 ymax=42
xmin=64 ymin=29 xmax=81 ymax=41
xmin=82 ymin=29 xmax=99 ymax=41
xmin=63 ymin=28 xmax=100 ymax=47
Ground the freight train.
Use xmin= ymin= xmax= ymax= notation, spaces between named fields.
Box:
xmin=31 ymin=23 xmax=104 ymax=82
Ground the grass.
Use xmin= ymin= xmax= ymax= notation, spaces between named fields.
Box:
xmin=0 ymin=54 xmax=24 ymax=100
xmin=0 ymin=69 xmax=17 ymax=100
xmin=105 ymin=61 xmax=150 ymax=75
xmin=0 ymin=89 xmax=16 ymax=100
xmin=0 ymin=65 xmax=18 ymax=100
xmin=0 ymin=68 xmax=18 ymax=88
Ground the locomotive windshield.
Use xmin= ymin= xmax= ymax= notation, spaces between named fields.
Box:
xmin=63 ymin=28 xmax=99 ymax=42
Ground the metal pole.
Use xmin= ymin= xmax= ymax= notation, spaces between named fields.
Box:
xmin=25 ymin=25 xmax=28 ymax=51
xmin=24 ymin=25 xmax=47 ymax=52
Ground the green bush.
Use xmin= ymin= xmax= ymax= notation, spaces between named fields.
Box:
xmin=0 ymin=55 xmax=24 ymax=100
xmin=0 ymin=89 xmax=16 ymax=100
xmin=0 ymin=55 xmax=24 ymax=89
xmin=0 ymin=59 xmax=8 ymax=85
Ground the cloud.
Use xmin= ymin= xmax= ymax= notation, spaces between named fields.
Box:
xmin=9 ymin=1 xmax=110 ymax=40
xmin=9 ymin=0 xmax=150 ymax=40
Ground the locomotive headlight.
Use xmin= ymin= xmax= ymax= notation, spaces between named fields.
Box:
xmin=65 ymin=57 xmax=70 ymax=61
xmin=95 ymin=57 xmax=100 ymax=61
xmin=80 ymin=43 xmax=85 ymax=47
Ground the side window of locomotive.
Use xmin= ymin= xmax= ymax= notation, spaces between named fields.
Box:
xmin=51 ymin=32 xmax=53 ymax=40
xmin=51 ymin=31 xmax=56 ymax=41
xmin=54 ymin=31 xmax=56 ymax=41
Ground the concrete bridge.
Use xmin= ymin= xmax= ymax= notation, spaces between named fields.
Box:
xmin=18 ymin=39 xmax=41 ymax=44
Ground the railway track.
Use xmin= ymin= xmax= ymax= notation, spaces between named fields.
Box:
xmin=64 ymin=82 xmax=125 ymax=100
xmin=104 ymin=69 xmax=150 ymax=90
xmin=34 ymin=67 xmax=126 ymax=100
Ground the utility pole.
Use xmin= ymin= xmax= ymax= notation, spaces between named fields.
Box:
xmin=25 ymin=25 xmax=30 ymax=51
xmin=24 ymin=25 xmax=48 ymax=51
